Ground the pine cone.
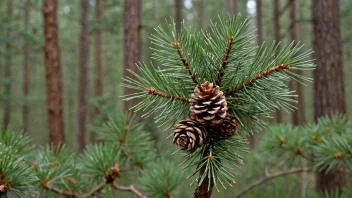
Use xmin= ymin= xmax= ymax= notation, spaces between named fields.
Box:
xmin=190 ymin=81 xmax=228 ymax=126
xmin=212 ymin=114 xmax=238 ymax=139
xmin=173 ymin=120 xmax=207 ymax=152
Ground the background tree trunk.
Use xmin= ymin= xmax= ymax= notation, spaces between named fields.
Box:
xmin=312 ymin=0 xmax=347 ymax=193
xmin=175 ymin=0 xmax=183 ymax=32
xmin=3 ymin=0 xmax=12 ymax=130
xmin=273 ymin=0 xmax=282 ymax=123
xmin=78 ymin=0 xmax=89 ymax=152
xmin=90 ymin=0 xmax=102 ymax=143
xmin=200 ymin=0 xmax=206 ymax=29
xmin=123 ymin=0 xmax=141 ymax=112
xmin=290 ymin=0 xmax=304 ymax=126
xmin=256 ymin=0 xmax=262 ymax=44
xmin=42 ymin=0 xmax=65 ymax=145
xmin=228 ymin=0 xmax=235 ymax=16
xmin=23 ymin=0 xmax=31 ymax=133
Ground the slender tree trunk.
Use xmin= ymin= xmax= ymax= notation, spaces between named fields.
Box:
xmin=42 ymin=0 xmax=65 ymax=145
xmin=312 ymin=0 xmax=346 ymax=193
xmin=3 ymin=0 xmax=12 ymax=130
xmin=228 ymin=0 xmax=235 ymax=16
xmin=123 ymin=0 xmax=141 ymax=112
xmin=256 ymin=0 xmax=262 ymax=44
xmin=90 ymin=0 xmax=102 ymax=143
xmin=200 ymin=0 xmax=206 ymax=28
xmin=78 ymin=0 xmax=89 ymax=152
xmin=23 ymin=0 xmax=31 ymax=133
xmin=175 ymin=0 xmax=183 ymax=32
xmin=290 ymin=0 xmax=304 ymax=125
xmin=273 ymin=0 xmax=282 ymax=123
xmin=193 ymin=165 xmax=214 ymax=198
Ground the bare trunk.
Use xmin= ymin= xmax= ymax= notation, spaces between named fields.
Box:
xmin=290 ymin=0 xmax=304 ymax=125
xmin=200 ymin=0 xmax=206 ymax=28
xmin=42 ymin=0 xmax=65 ymax=145
xmin=312 ymin=0 xmax=346 ymax=193
xmin=256 ymin=0 xmax=262 ymax=44
xmin=228 ymin=0 xmax=235 ymax=16
xmin=123 ymin=0 xmax=141 ymax=112
xmin=274 ymin=0 xmax=282 ymax=123
xmin=78 ymin=0 xmax=89 ymax=152
xmin=3 ymin=0 xmax=12 ymax=130
xmin=175 ymin=0 xmax=183 ymax=32
xmin=90 ymin=0 xmax=102 ymax=143
xmin=23 ymin=0 xmax=31 ymax=133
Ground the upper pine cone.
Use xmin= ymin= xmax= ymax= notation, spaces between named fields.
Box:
xmin=190 ymin=81 xmax=228 ymax=126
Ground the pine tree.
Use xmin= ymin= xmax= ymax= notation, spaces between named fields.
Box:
xmin=122 ymin=15 xmax=314 ymax=197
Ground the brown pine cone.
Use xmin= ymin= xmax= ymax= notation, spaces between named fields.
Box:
xmin=173 ymin=120 xmax=207 ymax=152
xmin=189 ymin=81 xmax=228 ymax=126
xmin=212 ymin=114 xmax=238 ymax=139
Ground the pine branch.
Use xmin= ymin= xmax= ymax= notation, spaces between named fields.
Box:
xmin=41 ymin=182 xmax=75 ymax=198
xmin=234 ymin=168 xmax=309 ymax=198
xmin=112 ymin=183 xmax=146 ymax=198
xmin=146 ymin=88 xmax=189 ymax=103
xmin=216 ymin=37 xmax=233 ymax=86
xmin=230 ymin=63 xmax=290 ymax=94
xmin=172 ymin=36 xmax=197 ymax=84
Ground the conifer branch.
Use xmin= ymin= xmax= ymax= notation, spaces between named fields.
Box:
xmin=146 ymin=88 xmax=189 ymax=103
xmin=230 ymin=63 xmax=290 ymax=93
xmin=172 ymin=36 xmax=197 ymax=84
xmin=234 ymin=168 xmax=309 ymax=198
xmin=41 ymin=182 xmax=76 ymax=198
xmin=112 ymin=183 xmax=146 ymax=198
xmin=216 ymin=37 xmax=233 ymax=86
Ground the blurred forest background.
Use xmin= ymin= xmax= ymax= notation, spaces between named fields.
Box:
xmin=0 ymin=0 xmax=352 ymax=197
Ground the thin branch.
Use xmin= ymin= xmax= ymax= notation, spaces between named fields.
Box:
xmin=234 ymin=167 xmax=309 ymax=198
xmin=230 ymin=63 xmax=290 ymax=93
xmin=172 ymin=36 xmax=197 ymax=84
xmin=146 ymin=88 xmax=189 ymax=103
xmin=112 ymin=183 xmax=147 ymax=198
xmin=41 ymin=182 xmax=76 ymax=198
xmin=216 ymin=37 xmax=233 ymax=86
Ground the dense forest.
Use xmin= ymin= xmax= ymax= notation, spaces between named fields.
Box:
xmin=1 ymin=0 xmax=352 ymax=198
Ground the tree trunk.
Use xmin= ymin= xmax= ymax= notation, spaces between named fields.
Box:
xmin=312 ymin=0 xmax=346 ymax=193
xmin=290 ymin=0 xmax=304 ymax=126
xmin=256 ymin=0 xmax=262 ymax=44
xmin=42 ymin=0 xmax=65 ymax=145
xmin=123 ymin=0 xmax=141 ymax=112
xmin=199 ymin=0 xmax=206 ymax=29
xmin=78 ymin=0 xmax=89 ymax=152
xmin=175 ymin=0 xmax=183 ymax=32
xmin=23 ymin=0 xmax=31 ymax=133
xmin=273 ymin=0 xmax=282 ymax=123
xmin=228 ymin=0 xmax=235 ymax=16
xmin=90 ymin=0 xmax=102 ymax=143
xmin=193 ymin=166 xmax=214 ymax=198
xmin=3 ymin=0 xmax=12 ymax=130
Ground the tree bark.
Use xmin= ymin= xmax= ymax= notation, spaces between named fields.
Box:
xmin=256 ymin=0 xmax=262 ymax=45
xmin=228 ymin=0 xmax=235 ymax=16
xmin=175 ymin=0 xmax=183 ymax=32
xmin=42 ymin=0 xmax=65 ymax=145
xmin=90 ymin=0 xmax=102 ymax=143
xmin=312 ymin=0 xmax=346 ymax=193
xmin=3 ymin=0 xmax=12 ymax=130
xmin=123 ymin=0 xmax=141 ymax=112
xmin=78 ymin=0 xmax=89 ymax=152
xmin=273 ymin=0 xmax=282 ymax=123
xmin=290 ymin=0 xmax=304 ymax=126
xmin=23 ymin=0 xmax=31 ymax=133
xmin=193 ymin=166 xmax=214 ymax=198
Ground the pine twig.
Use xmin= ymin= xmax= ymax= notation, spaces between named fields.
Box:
xmin=230 ymin=63 xmax=290 ymax=93
xmin=41 ymin=182 xmax=76 ymax=198
xmin=112 ymin=183 xmax=146 ymax=198
xmin=234 ymin=167 xmax=308 ymax=198
xmin=146 ymin=88 xmax=189 ymax=103
xmin=172 ymin=36 xmax=197 ymax=84
xmin=216 ymin=37 xmax=233 ymax=86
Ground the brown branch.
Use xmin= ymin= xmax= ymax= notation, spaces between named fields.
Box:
xmin=41 ymin=182 xmax=76 ymax=198
xmin=216 ymin=37 xmax=233 ymax=86
xmin=230 ymin=63 xmax=290 ymax=93
xmin=112 ymin=183 xmax=146 ymax=198
xmin=234 ymin=168 xmax=309 ymax=198
xmin=172 ymin=36 xmax=197 ymax=84
xmin=146 ymin=88 xmax=189 ymax=103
